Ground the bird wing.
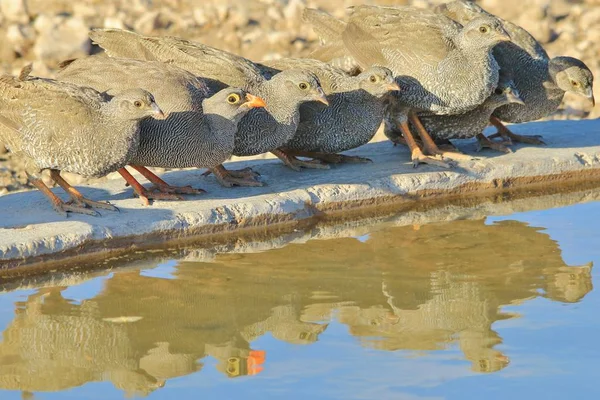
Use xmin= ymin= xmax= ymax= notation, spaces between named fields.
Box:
xmin=90 ymin=29 xmax=264 ymax=90
xmin=341 ymin=22 xmax=388 ymax=70
xmin=0 ymin=70 xmax=102 ymax=152
xmin=346 ymin=5 xmax=459 ymax=68
xmin=302 ymin=8 xmax=347 ymax=44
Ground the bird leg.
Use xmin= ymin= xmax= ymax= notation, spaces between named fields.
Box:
xmin=476 ymin=133 xmax=512 ymax=154
xmin=487 ymin=116 xmax=546 ymax=145
xmin=117 ymin=168 xmax=181 ymax=206
xmin=397 ymin=121 xmax=453 ymax=168
xmin=27 ymin=172 xmax=99 ymax=217
xmin=284 ymin=149 xmax=372 ymax=164
xmin=271 ymin=149 xmax=330 ymax=171
xmin=408 ymin=112 xmax=473 ymax=161
xmin=130 ymin=165 xmax=205 ymax=195
xmin=50 ymin=170 xmax=119 ymax=212
xmin=209 ymin=164 xmax=265 ymax=187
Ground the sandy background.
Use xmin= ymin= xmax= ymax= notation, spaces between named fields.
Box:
xmin=0 ymin=0 xmax=598 ymax=193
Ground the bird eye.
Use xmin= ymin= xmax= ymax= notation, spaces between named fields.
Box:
xmin=134 ymin=100 xmax=143 ymax=108
xmin=494 ymin=88 xmax=503 ymax=95
xmin=571 ymin=80 xmax=580 ymax=87
xmin=227 ymin=93 xmax=241 ymax=104
xmin=369 ymin=75 xmax=377 ymax=83
xmin=298 ymin=82 xmax=309 ymax=90
xmin=479 ymin=25 xmax=490 ymax=34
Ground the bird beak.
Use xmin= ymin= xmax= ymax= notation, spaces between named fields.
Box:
xmin=152 ymin=103 xmax=166 ymax=119
xmin=387 ymin=82 xmax=401 ymax=92
xmin=244 ymin=93 xmax=267 ymax=109
xmin=313 ymin=87 xmax=329 ymax=106
xmin=497 ymin=28 xmax=511 ymax=42
xmin=585 ymin=88 xmax=595 ymax=107
xmin=507 ymin=89 xmax=525 ymax=105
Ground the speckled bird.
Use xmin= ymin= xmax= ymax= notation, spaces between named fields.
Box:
xmin=88 ymin=29 xmax=329 ymax=181
xmin=436 ymin=0 xmax=595 ymax=146
xmin=259 ymin=59 xmax=399 ymax=164
xmin=0 ymin=65 xmax=164 ymax=216
xmin=57 ymin=56 xmax=266 ymax=195
xmin=304 ymin=5 xmax=511 ymax=167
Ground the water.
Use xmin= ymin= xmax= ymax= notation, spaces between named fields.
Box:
xmin=1 ymin=193 xmax=600 ymax=399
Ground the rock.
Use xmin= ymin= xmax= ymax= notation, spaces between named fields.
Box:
xmin=0 ymin=0 xmax=30 ymax=23
xmin=32 ymin=14 xmax=90 ymax=67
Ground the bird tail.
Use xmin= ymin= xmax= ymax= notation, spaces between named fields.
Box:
xmin=89 ymin=28 xmax=159 ymax=61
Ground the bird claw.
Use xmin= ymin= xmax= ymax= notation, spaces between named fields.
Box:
xmin=203 ymin=167 xmax=260 ymax=179
xmin=411 ymin=149 xmax=454 ymax=169
xmin=286 ymin=158 xmax=330 ymax=171
xmin=216 ymin=175 xmax=265 ymax=187
xmin=55 ymin=202 xmax=101 ymax=217
xmin=133 ymin=190 xmax=182 ymax=205
xmin=488 ymin=132 xmax=546 ymax=146
xmin=148 ymin=184 xmax=205 ymax=195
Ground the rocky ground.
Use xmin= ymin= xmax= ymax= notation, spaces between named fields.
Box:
xmin=0 ymin=0 xmax=598 ymax=194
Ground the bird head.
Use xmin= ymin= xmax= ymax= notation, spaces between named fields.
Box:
xmin=203 ymin=87 xmax=266 ymax=124
xmin=279 ymin=69 xmax=329 ymax=106
xmin=551 ymin=56 xmax=595 ymax=107
xmin=463 ymin=16 xmax=511 ymax=47
xmin=114 ymin=89 xmax=165 ymax=120
xmin=358 ymin=66 xmax=400 ymax=98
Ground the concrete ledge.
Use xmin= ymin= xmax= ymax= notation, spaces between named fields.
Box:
xmin=1 ymin=119 xmax=600 ymax=271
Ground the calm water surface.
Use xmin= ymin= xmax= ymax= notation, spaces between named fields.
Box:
xmin=1 ymin=198 xmax=599 ymax=399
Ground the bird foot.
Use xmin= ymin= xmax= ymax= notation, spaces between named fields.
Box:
xmin=202 ymin=167 xmax=260 ymax=179
xmin=148 ymin=183 xmax=205 ymax=195
xmin=410 ymin=149 xmax=454 ymax=169
xmin=133 ymin=190 xmax=183 ymax=206
xmin=476 ymin=134 xmax=513 ymax=154
xmin=284 ymin=157 xmax=330 ymax=171
xmin=52 ymin=199 xmax=101 ymax=217
xmin=488 ymin=131 xmax=546 ymax=145
xmin=227 ymin=167 xmax=261 ymax=179
xmin=422 ymin=143 xmax=474 ymax=162
xmin=215 ymin=173 xmax=265 ymax=188
xmin=66 ymin=197 xmax=120 ymax=213
xmin=307 ymin=152 xmax=373 ymax=164
xmin=209 ymin=166 xmax=264 ymax=187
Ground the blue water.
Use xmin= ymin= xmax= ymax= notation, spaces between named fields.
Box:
xmin=0 ymin=199 xmax=599 ymax=399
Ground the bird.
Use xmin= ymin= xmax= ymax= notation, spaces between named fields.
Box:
xmin=57 ymin=56 xmax=266 ymax=197
xmin=435 ymin=0 xmax=595 ymax=147
xmin=0 ymin=64 xmax=165 ymax=216
xmin=388 ymin=79 xmax=525 ymax=154
xmin=303 ymin=5 xmax=511 ymax=168
xmin=258 ymin=58 xmax=399 ymax=164
xmin=88 ymin=29 xmax=330 ymax=181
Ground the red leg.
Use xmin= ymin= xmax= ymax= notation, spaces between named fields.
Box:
xmin=130 ymin=165 xmax=205 ymax=195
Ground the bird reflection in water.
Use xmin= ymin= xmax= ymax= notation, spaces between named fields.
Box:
xmin=0 ymin=218 xmax=593 ymax=396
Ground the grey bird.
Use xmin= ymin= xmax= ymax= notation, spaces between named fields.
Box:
xmin=436 ymin=0 xmax=595 ymax=147
xmin=0 ymin=65 xmax=165 ymax=216
xmin=57 ymin=56 xmax=266 ymax=198
xmin=303 ymin=6 xmax=511 ymax=167
xmin=259 ymin=59 xmax=399 ymax=164
xmin=388 ymin=80 xmax=525 ymax=153
xmin=88 ymin=29 xmax=330 ymax=183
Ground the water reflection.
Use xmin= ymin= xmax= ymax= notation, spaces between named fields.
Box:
xmin=0 ymin=218 xmax=593 ymax=396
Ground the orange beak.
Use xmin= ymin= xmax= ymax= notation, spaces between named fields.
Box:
xmin=244 ymin=93 xmax=267 ymax=109
xmin=387 ymin=82 xmax=401 ymax=91
xmin=151 ymin=103 xmax=167 ymax=119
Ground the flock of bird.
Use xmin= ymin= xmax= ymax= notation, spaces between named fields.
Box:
xmin=0 ymin=1 xmax=595 ymax=216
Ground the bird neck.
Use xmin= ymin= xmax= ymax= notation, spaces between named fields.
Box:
xmin=260 ymin=80 xmax=301 ymax=124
